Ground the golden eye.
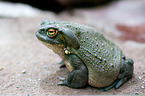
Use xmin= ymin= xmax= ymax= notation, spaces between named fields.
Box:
xmin=47 ymin=29 xmax=58 ymax=37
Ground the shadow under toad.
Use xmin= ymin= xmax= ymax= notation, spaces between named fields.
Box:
xmin=40 ymin=67 xmax=137 ymax=95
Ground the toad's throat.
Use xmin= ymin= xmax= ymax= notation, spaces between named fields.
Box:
xmin=39 ymin=40 xmax=65 ymax=58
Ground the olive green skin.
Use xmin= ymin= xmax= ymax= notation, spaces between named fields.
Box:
xmin=71 ymin=31 xmax=122 ymax=87
xmin=36 ymin=20 xmax=122 ymax=87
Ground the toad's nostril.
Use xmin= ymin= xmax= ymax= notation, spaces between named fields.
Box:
xmin=38 ymin=30 xmax=42 ymax=34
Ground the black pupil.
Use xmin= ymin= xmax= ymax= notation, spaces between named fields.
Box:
xmin=49 ymin=31 xmax=54 ymax=33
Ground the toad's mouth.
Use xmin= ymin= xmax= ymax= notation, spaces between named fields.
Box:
xmin=39 ymin=40 xmax=64 ymax=49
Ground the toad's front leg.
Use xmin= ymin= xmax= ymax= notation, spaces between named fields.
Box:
xmin=58 ymin=54 xmax=88 ymax=88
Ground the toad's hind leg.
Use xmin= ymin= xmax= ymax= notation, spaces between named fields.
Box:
xmin=102 ymin=55 xmax=134 ymax=91
xmin=115 ymin=56 xmax=134 ymax=89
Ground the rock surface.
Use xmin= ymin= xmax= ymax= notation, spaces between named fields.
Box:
xmin=0 ymin=1 xmax=145 ymax=95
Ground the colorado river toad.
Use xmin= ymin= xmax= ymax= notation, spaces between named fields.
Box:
xmin=36 ymin=20 xmax=134 ymax=91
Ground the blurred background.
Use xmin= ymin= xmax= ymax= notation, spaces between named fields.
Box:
xmin=0 ymin=0 xmax=145 ymax=95
xmin=1 ymin=0 xmax=114 ymax=12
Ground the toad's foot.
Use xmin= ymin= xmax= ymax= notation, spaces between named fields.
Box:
xmin=57 ymin=77 xmax=68 ymax=86
xmin=58 ymin=61 xmax=66 ymax=68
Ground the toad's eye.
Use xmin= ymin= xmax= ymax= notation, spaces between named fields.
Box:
xmin=47 ymin=29 xmax=58 ymax=37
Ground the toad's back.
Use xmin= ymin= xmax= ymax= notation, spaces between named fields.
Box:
xmin=71 ymin=25 xmax=122 ymax=87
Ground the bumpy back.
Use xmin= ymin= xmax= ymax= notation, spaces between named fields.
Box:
xmin=68 ymin=23 xmax=122 ymax=87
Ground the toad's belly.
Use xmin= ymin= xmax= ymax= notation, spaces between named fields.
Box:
xmin=87 ymin=66 xmax=119 ymax=87
xmin=88 ymin=72 xmax=115 ymax=87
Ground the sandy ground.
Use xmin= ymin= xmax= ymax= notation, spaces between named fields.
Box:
xmin=0 ymin=1 xmax=145 ymax=95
